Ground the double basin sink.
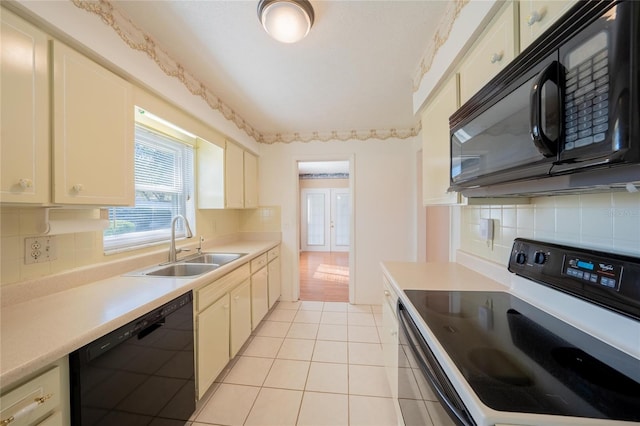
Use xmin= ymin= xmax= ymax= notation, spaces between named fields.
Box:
xmin=130 ymin=252 xmax=247 ymax=277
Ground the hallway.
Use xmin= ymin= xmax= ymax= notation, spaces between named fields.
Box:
xmin=299 ymin=252 xmax=349 ymax=302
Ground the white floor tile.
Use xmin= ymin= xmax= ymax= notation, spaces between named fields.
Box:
xmin=320 ymin=311 xmax=348 ymax=325
xmin=349 ymin=395 xmax=398 ymax=426
xmin=253 ymin=320 xmax=291 ymax=338
xmin=348 ymin=342 xmax=384 ymax=366
xmin=195 ymin=383 xmax=259 ymax=425
xmin=244 ymin=388 xmax=303 ymax=426
xmin=294 ymin=310 xmax=322 ymax=324
xmin=349 ymin=364 xmax=392 ymax=397
xmin=277 ymin=338 xmax=316 ymax=361
xmin=300 ymin=301 xmax=324 ymax=311
xmin=323 ymin=301 xmax=349 ymax=312
xmin=348 ymin=325 xmax=380 ymax=343
xmin=347 ymin=304 xmax=373 ymax=313
xmin=222 ymin=356 xmax=273 ymax=386
xmin=286 ymin=322 xmax=319 ymax=339
xmin=242 ymin=336 xmax=283 ymax=358
xmin=348 ymin=312 xmax=376 ymax=326
xmin=297 ymin=391 xmax=349 ymax=426
xmin=312 ymin=340 xmax=348 ymax=364
xmin=305 ymin=362 xmax=348 ymax=394
xmin=268 ymin=308 xmax=298 ymax=322
xmin=263 ymin=359 xmax=310 ymax=390
xmin=317 ymin=324 xmax=348 ymax=341
xmin=276 ymin=301 xmax=301 ymax=310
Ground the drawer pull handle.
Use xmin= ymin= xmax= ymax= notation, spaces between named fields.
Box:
xmin=1 ymin=394 xmax=52 ymax=425
xmin=490 ymin=52 xmax=503 ymax=64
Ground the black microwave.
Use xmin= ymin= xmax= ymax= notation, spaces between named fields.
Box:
xmin=449 ymin=0 xmax=640 ymax=196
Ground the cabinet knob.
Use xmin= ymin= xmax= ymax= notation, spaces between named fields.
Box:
xmin=234 ymin=295 xmax=240 ymax=301
xmin=391 ymin=330 xmax=398 ymax=336
xmin=490 ymin=52 xmax=503 ymax=64
xmin=18 ymin=178 xmax=33 ymax=189
xmin=527 ymin=10 xmax=542 ymax=26
xmin=384 ymin=290 xmax=391 ymax=297
xmin=224 ymin=304 xmax=229 ymax=310
xmin=72 ymin=184 xmax=84 ymax=193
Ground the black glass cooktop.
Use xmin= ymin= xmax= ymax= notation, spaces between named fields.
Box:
xmin=404 ymin=289 xmax=640 ymax=422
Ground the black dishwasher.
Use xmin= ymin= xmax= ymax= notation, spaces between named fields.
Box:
xmin=70 ymin=291 xmax=195 ymax=425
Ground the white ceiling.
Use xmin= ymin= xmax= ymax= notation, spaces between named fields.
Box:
xmin=112 ymin=0 xmax=449 ymax=140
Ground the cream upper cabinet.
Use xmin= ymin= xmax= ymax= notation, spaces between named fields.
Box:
xmin=520 ymin=0 xmax=577 ymax=51
xmin=52 ymin=41 xmax=134 ymax=206
xmin=224 ymin=141 xmax=244 ymax=208
xmin=243 ymin=151 xmax=258 ymax=209
xmin=422 ymin=76 xmax=461 ymax=206
xmin=197 ymin=139 xmax=225 ymax=209
xmin=459 ymin=1 xmax=517 ymax=105
xmin=0 ymin=9 xmax=49 ymax=204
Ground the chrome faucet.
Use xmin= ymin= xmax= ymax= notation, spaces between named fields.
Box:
xmin=169 ymin=215 xmax=193 ymax=262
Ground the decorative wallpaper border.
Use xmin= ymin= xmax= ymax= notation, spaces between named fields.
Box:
xmin=71 ymin=0 xmax=429 ymax=144
xmin=413 ymin=0 xmax=469 ymax=92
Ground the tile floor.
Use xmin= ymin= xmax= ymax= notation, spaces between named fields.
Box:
xmin=189 ymin=301 xmax=401 ymax=426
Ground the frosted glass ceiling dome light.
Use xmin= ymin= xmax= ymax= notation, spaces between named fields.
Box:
xmin=258 ymin=0 xmax=314 ymax=43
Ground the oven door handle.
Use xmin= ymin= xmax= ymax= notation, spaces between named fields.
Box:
xmin=398 ymin=303 xmax=474 ymax=426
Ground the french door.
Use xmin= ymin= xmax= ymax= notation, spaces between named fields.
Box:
xmin=301 ymin=188 xmax=349 ymax=252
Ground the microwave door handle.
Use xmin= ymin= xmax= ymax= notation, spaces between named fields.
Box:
xmin=530 ymin=60 xmax=561 ymax=158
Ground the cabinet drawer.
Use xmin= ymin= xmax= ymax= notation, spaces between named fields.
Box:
xmin=267 ymin=246 xmax=280 ymax=262
xmin=250 ymin=253 xmax=268 ymax=273
xmin=0 ymin=366 xmax=61 ymax=426
xmin=196 ymin=263 xmax=250 ymax=312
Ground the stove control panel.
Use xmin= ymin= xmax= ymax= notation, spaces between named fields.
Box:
xmin=508 ymin=238 xmax=640 ymax=320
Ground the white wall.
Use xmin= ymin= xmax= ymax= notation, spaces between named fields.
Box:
xmin=260 ymin=137 xmax=420 ymax=304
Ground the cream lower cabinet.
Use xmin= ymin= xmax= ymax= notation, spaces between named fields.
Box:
xmin=52 ymin=40 xmax=134 ymax=206
xmin=0 ymin=357 xmax=69 ymax=426
xmin=230 ymin=278 xmax=252 ymax=357
xmin=250 ymin=254 xmax=269 ymax=330
xmin=381 ymin=276 xmax=399 ymax=399
xmin=267 ymin=246 xmax=281 ymax=309
xmin=422 ymin=76 xmax=461 ymax=206
xmin=195 ymin=293 xmax=230 ymax=399
xmin=0 ymin=9 xmax=49 ymax=204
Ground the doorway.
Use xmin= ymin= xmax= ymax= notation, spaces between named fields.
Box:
xmin=298 ymin=160 xmax=351 ymax=302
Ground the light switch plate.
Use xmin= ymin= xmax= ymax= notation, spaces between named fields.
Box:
xmin=24 ymin=236 xmax=57 ymax=264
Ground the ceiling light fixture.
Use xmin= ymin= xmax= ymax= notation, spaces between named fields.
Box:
xmin=258 ymin=0 xmax=314 ymax=43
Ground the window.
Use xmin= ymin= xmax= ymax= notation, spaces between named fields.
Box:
xmin=104 ymin=122 xmax=195 ymax=252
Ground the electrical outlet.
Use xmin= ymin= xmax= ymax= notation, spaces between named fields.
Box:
xmin=25 ymin=236 xmax=57 ymax=264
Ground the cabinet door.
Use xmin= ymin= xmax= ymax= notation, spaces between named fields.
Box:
xmin=421 ymin=76 xmax=460 ymax=205
xmin=197 ymin=139 xmax=224 ymax=209
xmin=0 ymin=10 xmax=49 ymax=204
xmin=251 ymin=267 xmax=269 ymax=330
xmin=520 ymin=1 xmax=577 ymax=51
xmin=267 ymin=257 xmax=281 ymax=309
xmin=381 ymin=296 xmax=399 ymax=399
xmin=230 ymin=279 xmax=252 ymax=357
xmin=52 ymin=41 xmax=134 ymax=205
xmin=459 ymin=1 xmax=517 ymax=105
xmin=224 ymin=141 xmax=244 ymax=208
xmin=196 ymin=294 xmax=230 ymax=399
xmin=243 ymin=151 xmax=258 ymax=208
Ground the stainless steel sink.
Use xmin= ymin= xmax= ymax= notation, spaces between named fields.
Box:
xmin=144 ymin=263 xmax=218 ymax=277
xmin=181 ymin=252 xmax=247 ymax=266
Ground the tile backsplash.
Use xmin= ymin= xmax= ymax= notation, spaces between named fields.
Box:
xmin=1 ymin=206 xmax=280 ymax=286
xmin=460 ymin=192 xmax=640 ymax=266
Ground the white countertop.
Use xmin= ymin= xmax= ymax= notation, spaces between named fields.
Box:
xmin=381 ymin=261 xmax=508 ymax=293
xmin=0 ymin=240 xmax=279 ymax=389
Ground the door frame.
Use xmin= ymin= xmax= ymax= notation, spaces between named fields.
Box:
xmin=294 ymin=155 xmax=355 ymax=303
